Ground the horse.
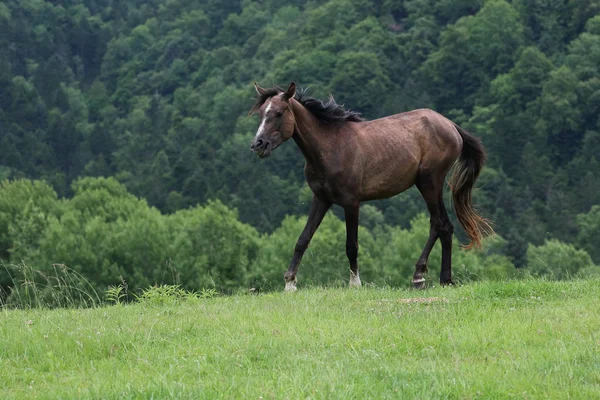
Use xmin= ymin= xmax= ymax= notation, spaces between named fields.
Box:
xmin=249 ymin=82 xmax=493 ymax=291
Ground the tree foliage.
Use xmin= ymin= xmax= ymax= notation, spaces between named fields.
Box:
xmin=1 ymin=178 xmax=522 ymax=297
xmin=1 ymin=0 xmax=600 ymax=292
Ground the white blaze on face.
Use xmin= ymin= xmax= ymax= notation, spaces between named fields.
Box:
xmin=255 ymin=100 xmax=272 ymax=139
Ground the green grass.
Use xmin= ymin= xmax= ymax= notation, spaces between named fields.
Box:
xmin=1 ymin=279 xmax=599 ymax=399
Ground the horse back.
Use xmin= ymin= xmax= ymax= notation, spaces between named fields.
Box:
xmin=350 ymin=109 xmax=463 ymax=200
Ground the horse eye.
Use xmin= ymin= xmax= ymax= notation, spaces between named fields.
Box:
xmin=275 ymin=111 xmax=283 ymax=117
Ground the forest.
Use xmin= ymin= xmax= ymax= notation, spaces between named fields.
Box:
xmin=1 ymin=0 xmax=600 ymax=298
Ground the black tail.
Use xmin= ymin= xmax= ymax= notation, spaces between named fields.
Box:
xmin=449 ymin=124 xmax=494 ymax=249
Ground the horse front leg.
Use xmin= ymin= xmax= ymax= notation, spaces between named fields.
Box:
xmin=284 ymin=195 xmax=331 ymax=291
xmin=344 ymin=205 xmax=361 ymax=287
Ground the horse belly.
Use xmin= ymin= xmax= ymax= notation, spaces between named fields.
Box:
xmin=361 ymin=162 xmax=419 ymax=201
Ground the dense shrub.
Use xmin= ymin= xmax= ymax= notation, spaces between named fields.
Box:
xmin=526 ymin=239 xmax=597 ymax=280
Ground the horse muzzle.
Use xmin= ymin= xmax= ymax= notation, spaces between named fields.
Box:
xmin=250 ymin=138 xmax=271 ymax=158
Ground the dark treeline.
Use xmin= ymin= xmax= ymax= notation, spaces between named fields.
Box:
xmin=1 ymin=0 xmax=600 ymax=294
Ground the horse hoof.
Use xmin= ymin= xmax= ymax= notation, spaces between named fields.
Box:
xmin=412 ymin=278 xmax=426 ymax=289
xmin=349 ymin=272 xmax=362 ymax=288
xmin=284 ymin=280 xmax=297 ymax=292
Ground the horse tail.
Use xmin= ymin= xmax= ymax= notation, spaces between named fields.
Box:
xmin=449 ymin=123 xmax=494 ymax=249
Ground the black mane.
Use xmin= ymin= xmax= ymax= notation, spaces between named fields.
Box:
xmin=250 ymin=86 xmax=364 ymax=123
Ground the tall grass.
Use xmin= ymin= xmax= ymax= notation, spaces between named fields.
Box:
xmin=1 ymin=262 xmax=101 ymax=309
xmin=0 ymin=262 xmax=220 ymax=309
xmin=0 ymin=259 xmax=593 ymax=310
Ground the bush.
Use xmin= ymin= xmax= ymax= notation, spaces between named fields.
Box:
xmin=9 ymin=178 xmax=259 ymax=297
xmin=0 ymin=180 xmax=63 ymax=290
xmin=576 ymin=205 xmax=600 ymax=263
xmin=1 ymin=177 xmax=519 ymax=299
xmin=526 ymin=239 xmax=597 ymax=280
xmin=167 ymin=200 xmax=259 ymax=292
xmin=371 ymin=214 xmax=515 ymax=286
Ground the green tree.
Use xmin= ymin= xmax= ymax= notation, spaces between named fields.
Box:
xmin=420 ymin=0 xmax=525 ymax=112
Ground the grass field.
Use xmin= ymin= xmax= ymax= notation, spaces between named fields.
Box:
xmin=1 ymin=279 xmax=599 ymax=399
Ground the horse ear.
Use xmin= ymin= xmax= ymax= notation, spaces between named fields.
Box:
xmin=254 ymin=82 xmax=267 ymax=96
xmin=283 ymin=81 xmax=296 ymax=100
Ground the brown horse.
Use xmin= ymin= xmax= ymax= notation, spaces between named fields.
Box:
xmin=249 ymin=82 xmax=493 ymax=291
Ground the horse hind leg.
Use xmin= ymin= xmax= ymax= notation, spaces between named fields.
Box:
xmin=413 ymin=172 xmax=453 ymax=288
xmin=437 ymin=199 xmax=454 ymax=285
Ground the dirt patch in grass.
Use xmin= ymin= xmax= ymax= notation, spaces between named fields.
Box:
xmin=396 ymin=297 xmax=447 ymax=304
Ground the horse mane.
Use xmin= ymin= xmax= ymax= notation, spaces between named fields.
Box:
xmin=250 ymin=86 xmax=364 ymax=123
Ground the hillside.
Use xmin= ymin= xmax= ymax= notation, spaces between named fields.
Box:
xmin=1 ymin=1 xmax=600 ymax=292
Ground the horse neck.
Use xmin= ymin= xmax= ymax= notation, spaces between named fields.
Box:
xmin=290 ymin=98 xmax=330 ymax=165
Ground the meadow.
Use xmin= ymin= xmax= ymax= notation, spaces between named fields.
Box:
xmin=1 ymin=278 xmax=599 ymax=399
